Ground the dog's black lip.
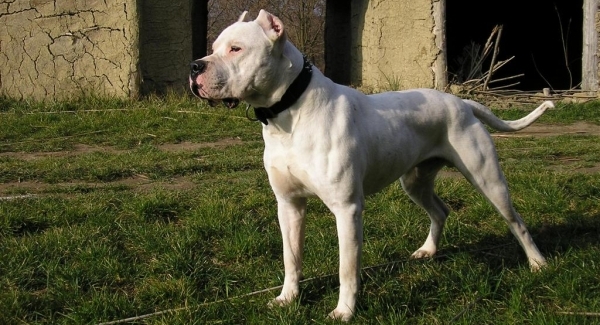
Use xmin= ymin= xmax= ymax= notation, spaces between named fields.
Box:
xmin=190 ymin=83 xmax=201 ymax=98
xmin=190 ymin=81 xmax=239 ymax=109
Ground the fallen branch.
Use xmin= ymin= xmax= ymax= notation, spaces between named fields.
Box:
xmin=488 ymin=81 xmax=521 ymax=90
xmin=556 ymin=311 xmax=600 ymax=317
xmin=451 ymin=294 xmax=485 ymax=322
xmin=488 ymin=74 xmax=525 ymax=84
xmin=464 ymin=56 xmax=517 ymax=92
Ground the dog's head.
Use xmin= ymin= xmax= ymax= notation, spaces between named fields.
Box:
xmin=189 ymin=10 xmax=294 ymax=109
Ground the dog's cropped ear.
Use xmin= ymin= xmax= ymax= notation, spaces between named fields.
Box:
xmin=237 ymin=11 xmax=250 ymax=22
xmin=255 ymin=9 xmax=286 ymax=43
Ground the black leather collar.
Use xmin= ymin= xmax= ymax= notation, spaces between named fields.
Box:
xmin=247 ymin=56 xmax=313 ymax=125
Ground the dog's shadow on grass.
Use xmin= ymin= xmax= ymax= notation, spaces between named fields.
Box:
xmin=294 ymin=212 xmax=600 ymax=311
xmin=424 ymin=211 xmax=600 ymax=270
xmin=535 ymin=213 xmax=600 ymax=251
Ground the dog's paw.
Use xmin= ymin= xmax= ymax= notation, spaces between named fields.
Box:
xmin=268 ymin=295 xmax=294 ymax=308
xmin=410 ymin=249 xmax=435 ymax=259
xmin=328 ymin=307 xmax=353 ymax=322
xmin=529 ymin=258 xmax=548 ymax=272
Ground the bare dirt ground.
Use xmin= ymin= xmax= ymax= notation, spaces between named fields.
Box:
xmin=0 ymin=137 xmax=244 ymax=162
xmin=494 ymin=121 xmax=600 ymax=138
xmin=439 ymin=122 xmax=600 ymax=178
xmin=1 ymin=124 xmax=599 ymax=199
xmin=0 ymin=138 xmax=243 ymax=198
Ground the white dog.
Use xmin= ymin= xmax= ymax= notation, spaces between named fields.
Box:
xmin=190 ymin=10 xmax=549 ymax=321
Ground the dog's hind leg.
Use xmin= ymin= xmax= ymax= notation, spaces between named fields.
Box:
xmin=400 ymin=159 xmax=450 ymax=259
xmin=449 ymin=123 xmax=547 ymax=271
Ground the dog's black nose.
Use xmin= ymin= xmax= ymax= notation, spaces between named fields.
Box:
xmin=190 ymin=60 xmax=206 ymax=76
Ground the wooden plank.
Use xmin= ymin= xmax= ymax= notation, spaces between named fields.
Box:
xmin=581 ymin=0 xmax=599 ymax=92
xmin=433 ymin=0 xmax=448 ymax=91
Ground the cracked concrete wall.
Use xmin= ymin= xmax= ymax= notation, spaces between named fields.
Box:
xmin=596 ymin=3 xmax=600 ymax=91
xmin=0 ymin=0 xmax=140 ymax=100
xmin=351 ymin=0 xmax=439 ymax=90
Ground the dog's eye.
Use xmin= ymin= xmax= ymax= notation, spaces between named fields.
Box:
xmin=230 ymin=46 xmax=241 ymax=53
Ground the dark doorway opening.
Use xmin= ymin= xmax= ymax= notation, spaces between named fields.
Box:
xmin=446 ymin=0 xmax=583 ymax=91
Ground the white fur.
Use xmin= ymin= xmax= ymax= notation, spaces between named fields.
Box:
xmin=190 ymin=10 xmax=549 ymax=321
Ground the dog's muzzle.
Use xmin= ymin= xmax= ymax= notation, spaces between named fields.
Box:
xmin=189 ymin=60 xmax=240 ymax=109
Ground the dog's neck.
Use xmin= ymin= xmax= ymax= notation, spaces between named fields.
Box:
xmin=251 ymin=55 xmax=312 ymax=125
xmin=241 ymin=41 xmax=311 ymax=126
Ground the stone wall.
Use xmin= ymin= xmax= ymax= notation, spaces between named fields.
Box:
xmin=0 ymin=0 xmax=194 ymax=100
xmin=2 ymin=0 xmax=441 ymax=99
xmin=0 ymin=0 xmax=140 ymax=100
xmin=351 ymin=0 xmax=441 ymax=90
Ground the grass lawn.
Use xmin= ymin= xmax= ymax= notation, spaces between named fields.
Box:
xmin=1 ymin=94 xmax=599 ymax=324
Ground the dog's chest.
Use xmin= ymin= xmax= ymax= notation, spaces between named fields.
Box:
xmin=262 ymin=134 xmax=324 ymax=198
xmin=266 ymin=154 xmax=321 ymax=199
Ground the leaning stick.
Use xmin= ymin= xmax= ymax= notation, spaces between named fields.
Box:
xmin=483 ymin=25 xmax=504 ymax=90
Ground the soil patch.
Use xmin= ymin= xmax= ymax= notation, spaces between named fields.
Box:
xmin=0 ymin=175 xmax=197 ymax=198
xmin=0 ymin=137 xmax=245 ymax=161
xmin=1 ymin=127 xmax=598 ymax=198
xmin=158 ymin=137 xmax=243 ymax=152
xmin=494 ymin=122 xmax=600 ymax=138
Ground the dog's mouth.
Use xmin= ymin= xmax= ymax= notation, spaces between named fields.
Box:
xmin=190 ymin=83 xmax=240 ymax=109
xmin=221 ymin=98 xmax=240 ymax=109
xmin=204 ymin=98 xmax=240 ymax=109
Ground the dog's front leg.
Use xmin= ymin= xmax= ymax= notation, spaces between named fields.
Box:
xmin=328 ymin=201 xmax=364 ymax=322
xmin=270 ymin=197 xmax=307 ymax=307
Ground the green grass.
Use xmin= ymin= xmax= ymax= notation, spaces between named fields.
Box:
xmin=1 ymin=95 xmax=599 ymax=324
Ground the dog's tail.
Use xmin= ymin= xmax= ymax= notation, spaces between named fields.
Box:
xmin=464 ymin=99 xmax=554 ymax=132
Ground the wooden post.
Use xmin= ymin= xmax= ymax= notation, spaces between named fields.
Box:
xmin=582 ymin=0 xmax=598 ymax=92
xmin=432 ymin=0 xmax=448 ymax=91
